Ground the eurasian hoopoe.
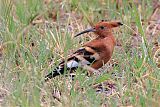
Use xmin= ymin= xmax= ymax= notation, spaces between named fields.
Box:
xmin=45 ymin=20 xmax=123 ymax=81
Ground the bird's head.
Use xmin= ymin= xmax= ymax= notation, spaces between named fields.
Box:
xmin=75 ymin=20 xmax=123 ymax=37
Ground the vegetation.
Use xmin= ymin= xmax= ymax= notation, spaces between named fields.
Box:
xmin=0 ymin=0 xmax=160 ymax=106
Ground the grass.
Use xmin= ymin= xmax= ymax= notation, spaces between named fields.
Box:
xmin=0 ymin=0 xmax=160 ymax=107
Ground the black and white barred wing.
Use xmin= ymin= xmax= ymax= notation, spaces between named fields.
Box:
xmin=45 ymin=46 xmax=100 ymax=81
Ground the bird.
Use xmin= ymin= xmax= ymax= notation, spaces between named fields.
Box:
xmin=45 ymin=20 xmax=123 ymax=81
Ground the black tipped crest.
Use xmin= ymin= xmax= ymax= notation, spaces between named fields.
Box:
xmin=117 ymin=22 xmax=123 ymax=26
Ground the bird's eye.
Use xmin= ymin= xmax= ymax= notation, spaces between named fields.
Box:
xmin=100 ymin=26 xmax=105 ymax=30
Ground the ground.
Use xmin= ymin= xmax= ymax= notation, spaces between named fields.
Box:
xmin=0 ymin=0 xmax=160 ymax=107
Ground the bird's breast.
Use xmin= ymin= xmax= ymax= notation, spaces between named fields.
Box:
xmin=101 ymin=44 xmax=115 ymax=63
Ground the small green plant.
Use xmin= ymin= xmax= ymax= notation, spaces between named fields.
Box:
xmin=0 ymin=0 xmax=159 ymax=107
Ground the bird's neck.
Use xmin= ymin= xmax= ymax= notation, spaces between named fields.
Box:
xmin=97 ymin=32 xmax=116 ymax=46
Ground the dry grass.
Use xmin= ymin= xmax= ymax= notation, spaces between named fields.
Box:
xmin=0 ymin=0 xmax=160 ymax=107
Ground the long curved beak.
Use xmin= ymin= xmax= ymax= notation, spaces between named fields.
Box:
xmin=75 ymin=28 xmax=96 ymax=37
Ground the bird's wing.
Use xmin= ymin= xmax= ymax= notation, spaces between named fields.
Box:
xmin=66 ymin=46 xmax=101 ymax=68
xmin=45 ymin=46 xmax=101 ymax=81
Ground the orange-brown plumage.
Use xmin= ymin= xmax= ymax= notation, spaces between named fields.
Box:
xmin=45 ymin=20 xmax=123 ymax=81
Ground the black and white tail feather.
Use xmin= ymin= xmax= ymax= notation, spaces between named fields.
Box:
xmin=45 ymin=46 xmax=100 ymax=81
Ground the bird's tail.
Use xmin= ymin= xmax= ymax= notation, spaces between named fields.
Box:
xmin=44 ymin=57 xmax=80 ymax=81
xmin=45 ymin=65 xmax=65 ymax=81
